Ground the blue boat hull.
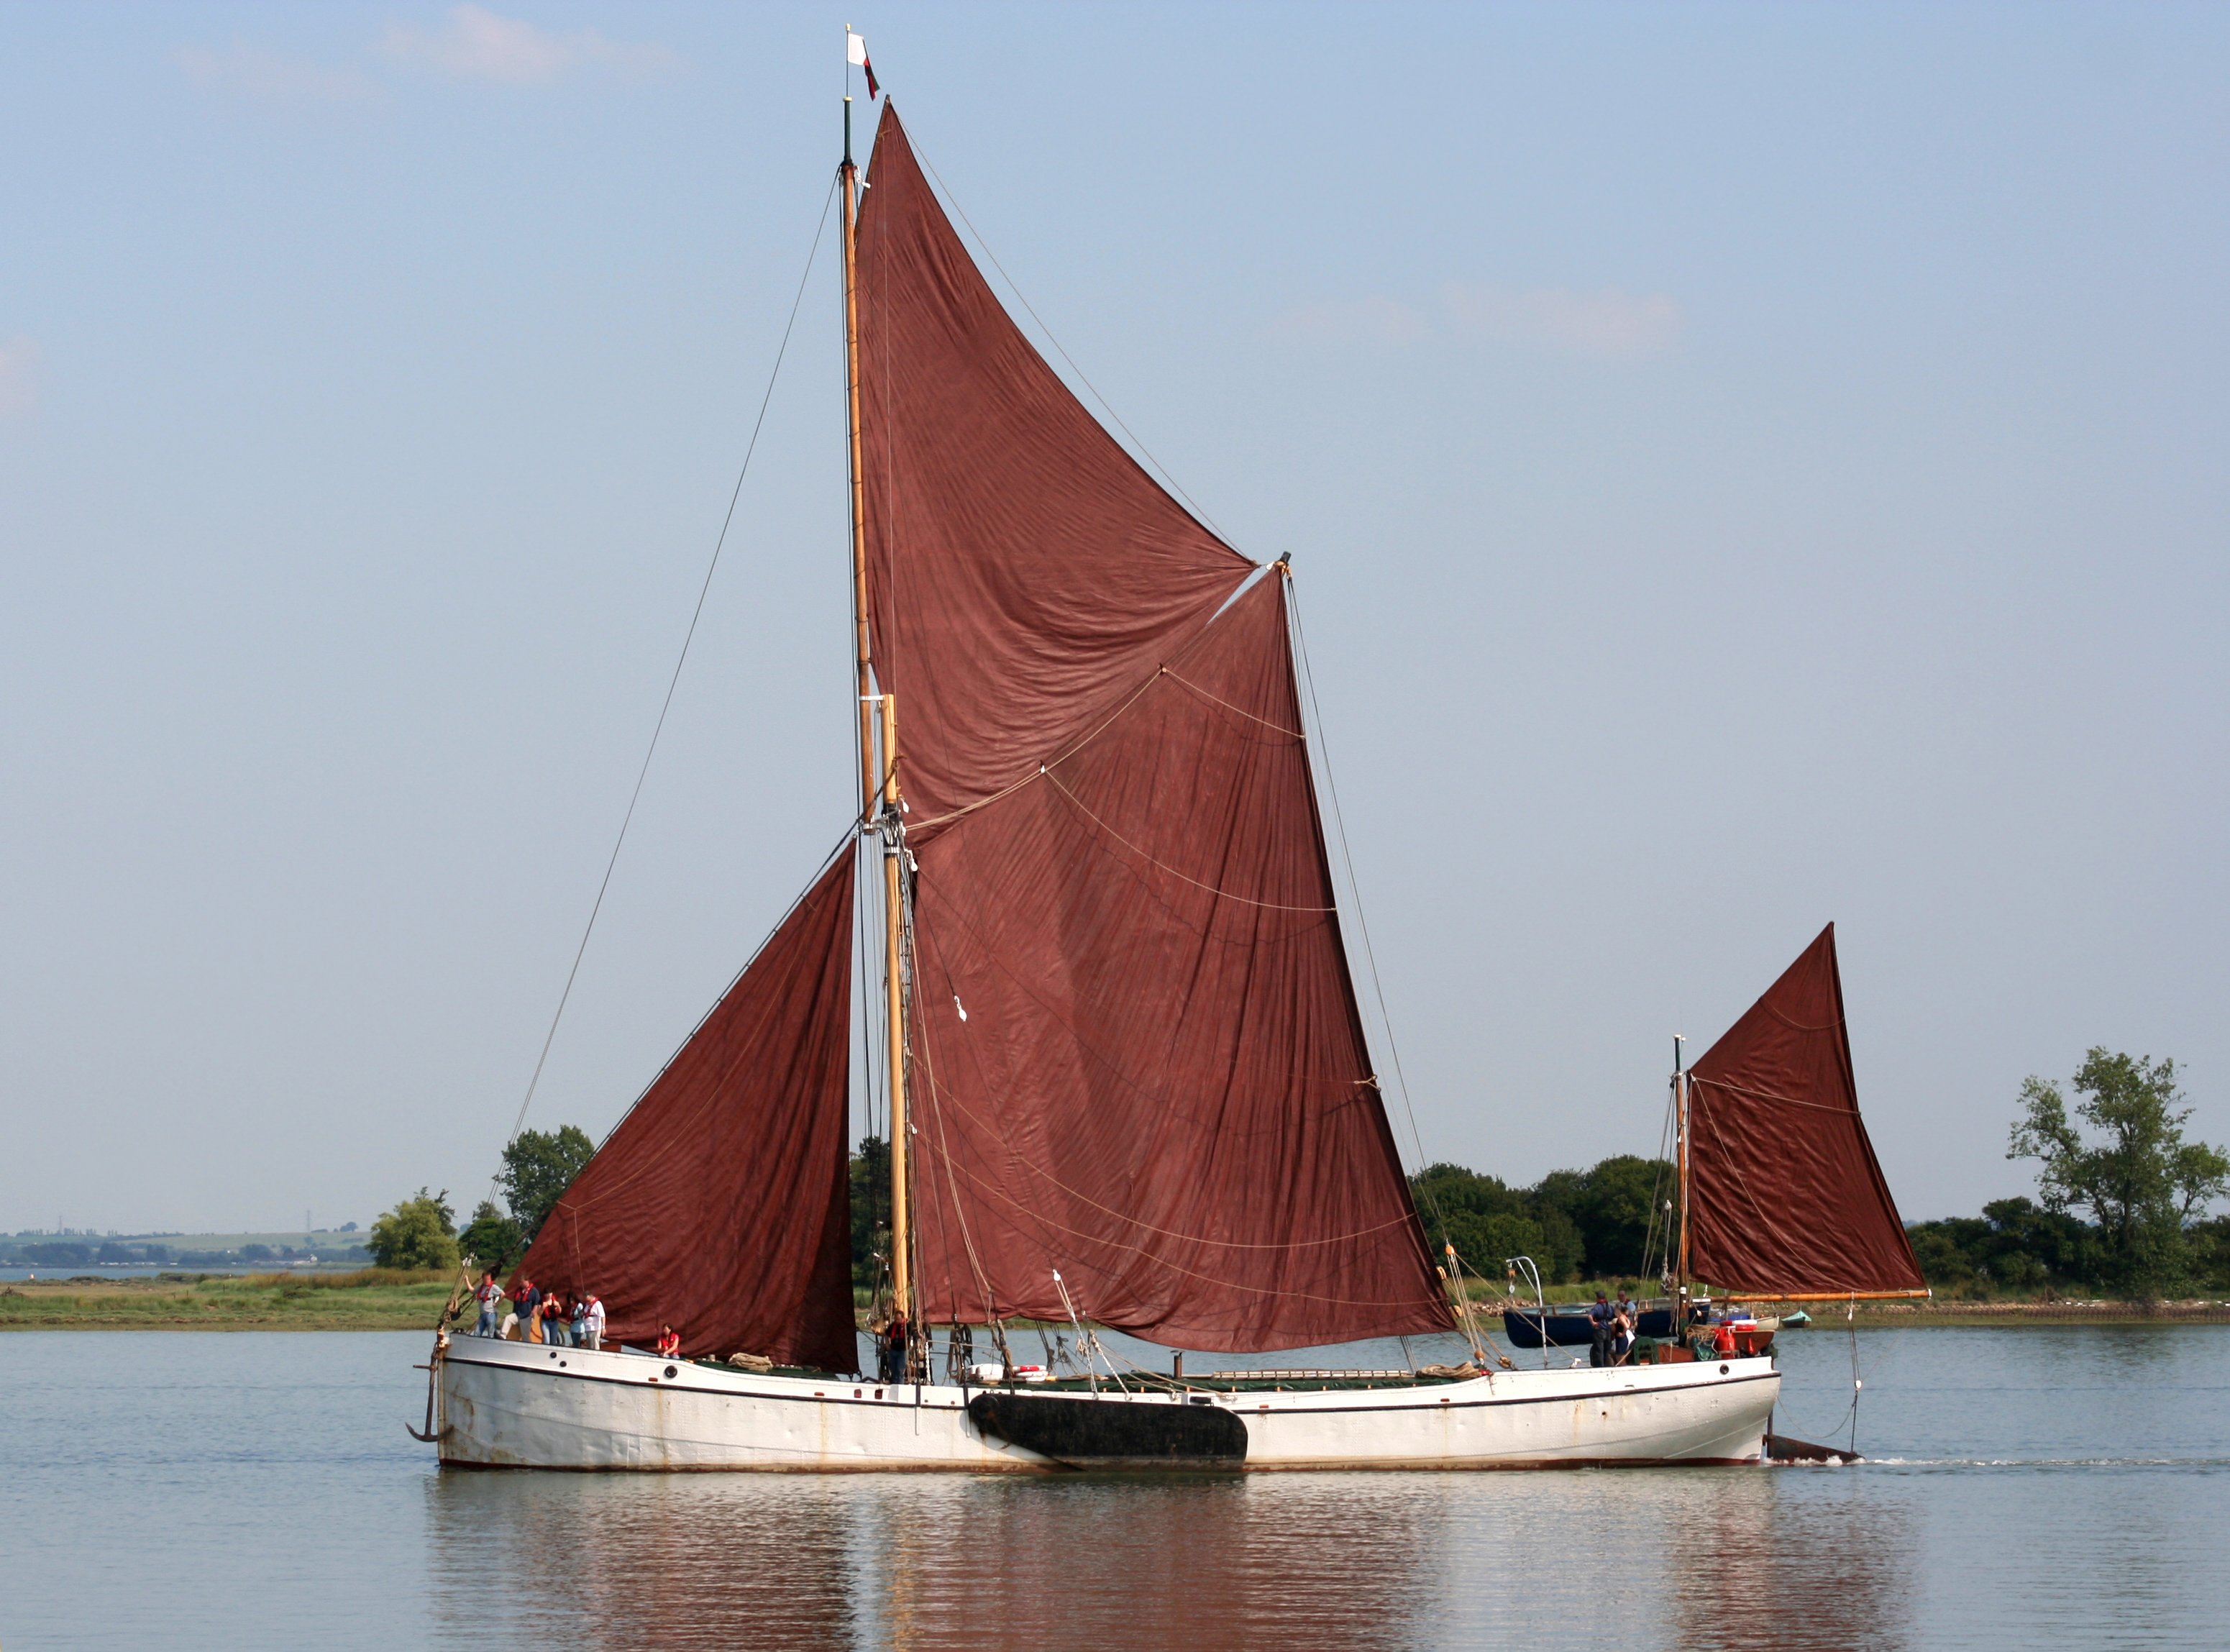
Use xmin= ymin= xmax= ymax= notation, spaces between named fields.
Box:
xmin=1502 ymin=1308 xmax=1676 ymax=1348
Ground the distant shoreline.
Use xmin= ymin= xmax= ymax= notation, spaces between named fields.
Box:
xmin=7 ymin=1274 xmax=2230 ymax=1335
xmin=0 ymin=1272 xmax=452 ymax=1332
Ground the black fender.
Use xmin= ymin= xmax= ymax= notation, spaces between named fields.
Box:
xmin=967 ymin=1391 xmax=1247 ymax=1469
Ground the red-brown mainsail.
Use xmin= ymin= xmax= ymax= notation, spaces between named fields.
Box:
xmin=1685 ymin=924 xmax=1926 ymax=1297
xmin=512 ymin=855 xmax=858 ymax=1369
xmin=856 ymin=104 xmax=1450 ymax=1350
xmin=509 ymin=101 xmax=1448 ymax=1367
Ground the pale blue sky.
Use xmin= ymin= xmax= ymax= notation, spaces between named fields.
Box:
xmin=3 ymin=4 xmax=2224 ymax=1233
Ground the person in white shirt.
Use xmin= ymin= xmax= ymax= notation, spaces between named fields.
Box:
xmin=472 ymin=1269 xmax=503 ymax=1337
xmin=582 ymin=1292 xmax=606 ymax=1351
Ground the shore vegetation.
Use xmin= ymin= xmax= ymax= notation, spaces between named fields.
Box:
xmin=366 ymin=1188 xmax=460 ymax=1273
xmin=0 ymin=1269 xmax=456 ymax=1331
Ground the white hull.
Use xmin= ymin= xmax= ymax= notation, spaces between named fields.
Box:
xmin=434 ymin=1336 xmax=1779 ymax=1472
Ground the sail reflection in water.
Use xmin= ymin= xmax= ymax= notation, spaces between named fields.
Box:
xmin=1660 ymin=1475 xmax=1916 ymax=1652
xmin=424 ymin=1468 xmax=1914 ymax=1652
xmin=426 ymin=1474 xmax=859 ymax=1651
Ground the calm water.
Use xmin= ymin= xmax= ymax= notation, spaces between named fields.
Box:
xmin=4 ymin=1325 xmax=2227 ymax=1650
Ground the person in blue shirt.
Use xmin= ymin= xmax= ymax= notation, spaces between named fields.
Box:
xmin=1589 ymin=1291 xmax=1614 ymax=1368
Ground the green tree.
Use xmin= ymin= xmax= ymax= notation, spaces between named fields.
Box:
xmin=2010 ymin=1049 xmax=2230 ymax=1297
xmin=367 ymin=1187 xmax=460 ymax=1272
xmin=1409 ymin=1163 xmax=1585 ymax=1284
xmin=2188 ymin=1215 xmax=2230 ymax=1293
xmin=851 ymin=1135 xmax=890 ymax=1293
xmin=458 ymin=1199 xmax=525 ymax=1273
xmin=1532 ymin=1155 xmax=1671 ymax=1281
xmin=501 ymin=1125 xmax=595 ymax=1243
xmin=1906 ymin=1197 xmax=2098 ymax=1299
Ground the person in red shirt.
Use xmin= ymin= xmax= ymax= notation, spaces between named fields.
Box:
xmin=656 ymin=1325 xmax=682 ymax=1359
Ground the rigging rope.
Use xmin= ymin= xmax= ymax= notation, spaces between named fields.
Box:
xmin=1044 ymin=770 xmax=1336 ymax=913
xmin=1284 ymin=578 xmax=1458 ymax=1269
xmin=1642 ymin=1080 xmax=1677 ymax=1286
xmin=1691 ymin=1074 xmax=1861 ymax=1115
xmin=498 ymin=176 xmax=838 ymax=1160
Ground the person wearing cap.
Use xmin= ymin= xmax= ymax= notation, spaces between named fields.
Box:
xmin=1588 ymin=1291 xmax=1614 ymax=1368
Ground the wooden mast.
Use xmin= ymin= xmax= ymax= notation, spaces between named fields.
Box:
xmin=843 ymin=86 xmax=915 ymax=1369
xmin=841 ymin=101 xmax=876 ymax=816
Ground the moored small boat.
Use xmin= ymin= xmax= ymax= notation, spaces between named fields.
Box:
xmin=1501 ymin=1305 xmax=1680 ymax=1348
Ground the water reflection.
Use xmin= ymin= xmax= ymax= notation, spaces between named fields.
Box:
xmin=424 ymin=1459 xmax=1921 ymax=1652
xmin=1662 ymin=1473 xmax=1915 ymax=1652
xmin=427 ymin=1474 xmax=859 ymax=1650
xmin=14 ymin=1328 xmax=2225 ymax=1652
xmin=426 ymin=1471 xmax=1440 ymax=1651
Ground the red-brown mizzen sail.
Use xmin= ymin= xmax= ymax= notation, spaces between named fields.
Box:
xmin=1686 ymin=924 xmax=1926 ymax=1297
xmin=856 ymin=103 xmax=1449 ymax=1351
xmin=511 ymin=854 xmax=858 ymax=1369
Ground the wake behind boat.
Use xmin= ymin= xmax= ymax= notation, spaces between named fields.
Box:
xmin=415 ymin=49 xmax=1924 ymax=1474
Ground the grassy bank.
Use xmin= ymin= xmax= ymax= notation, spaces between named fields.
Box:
xmin=0 ymin=1269 xmax=455 ymax=1331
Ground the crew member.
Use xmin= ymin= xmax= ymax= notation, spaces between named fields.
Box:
xmin=1588 ymin=1292 xmax=1614 ymax=1368
xmin=472 ymin=1269 xmax=503 ymax=1337
xmin=879 ymin=1313 xmax=909 ymax=1384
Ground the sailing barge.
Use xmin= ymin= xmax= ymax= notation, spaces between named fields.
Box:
xmin=425 ymin=84 xmax=1917 ymax=1472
